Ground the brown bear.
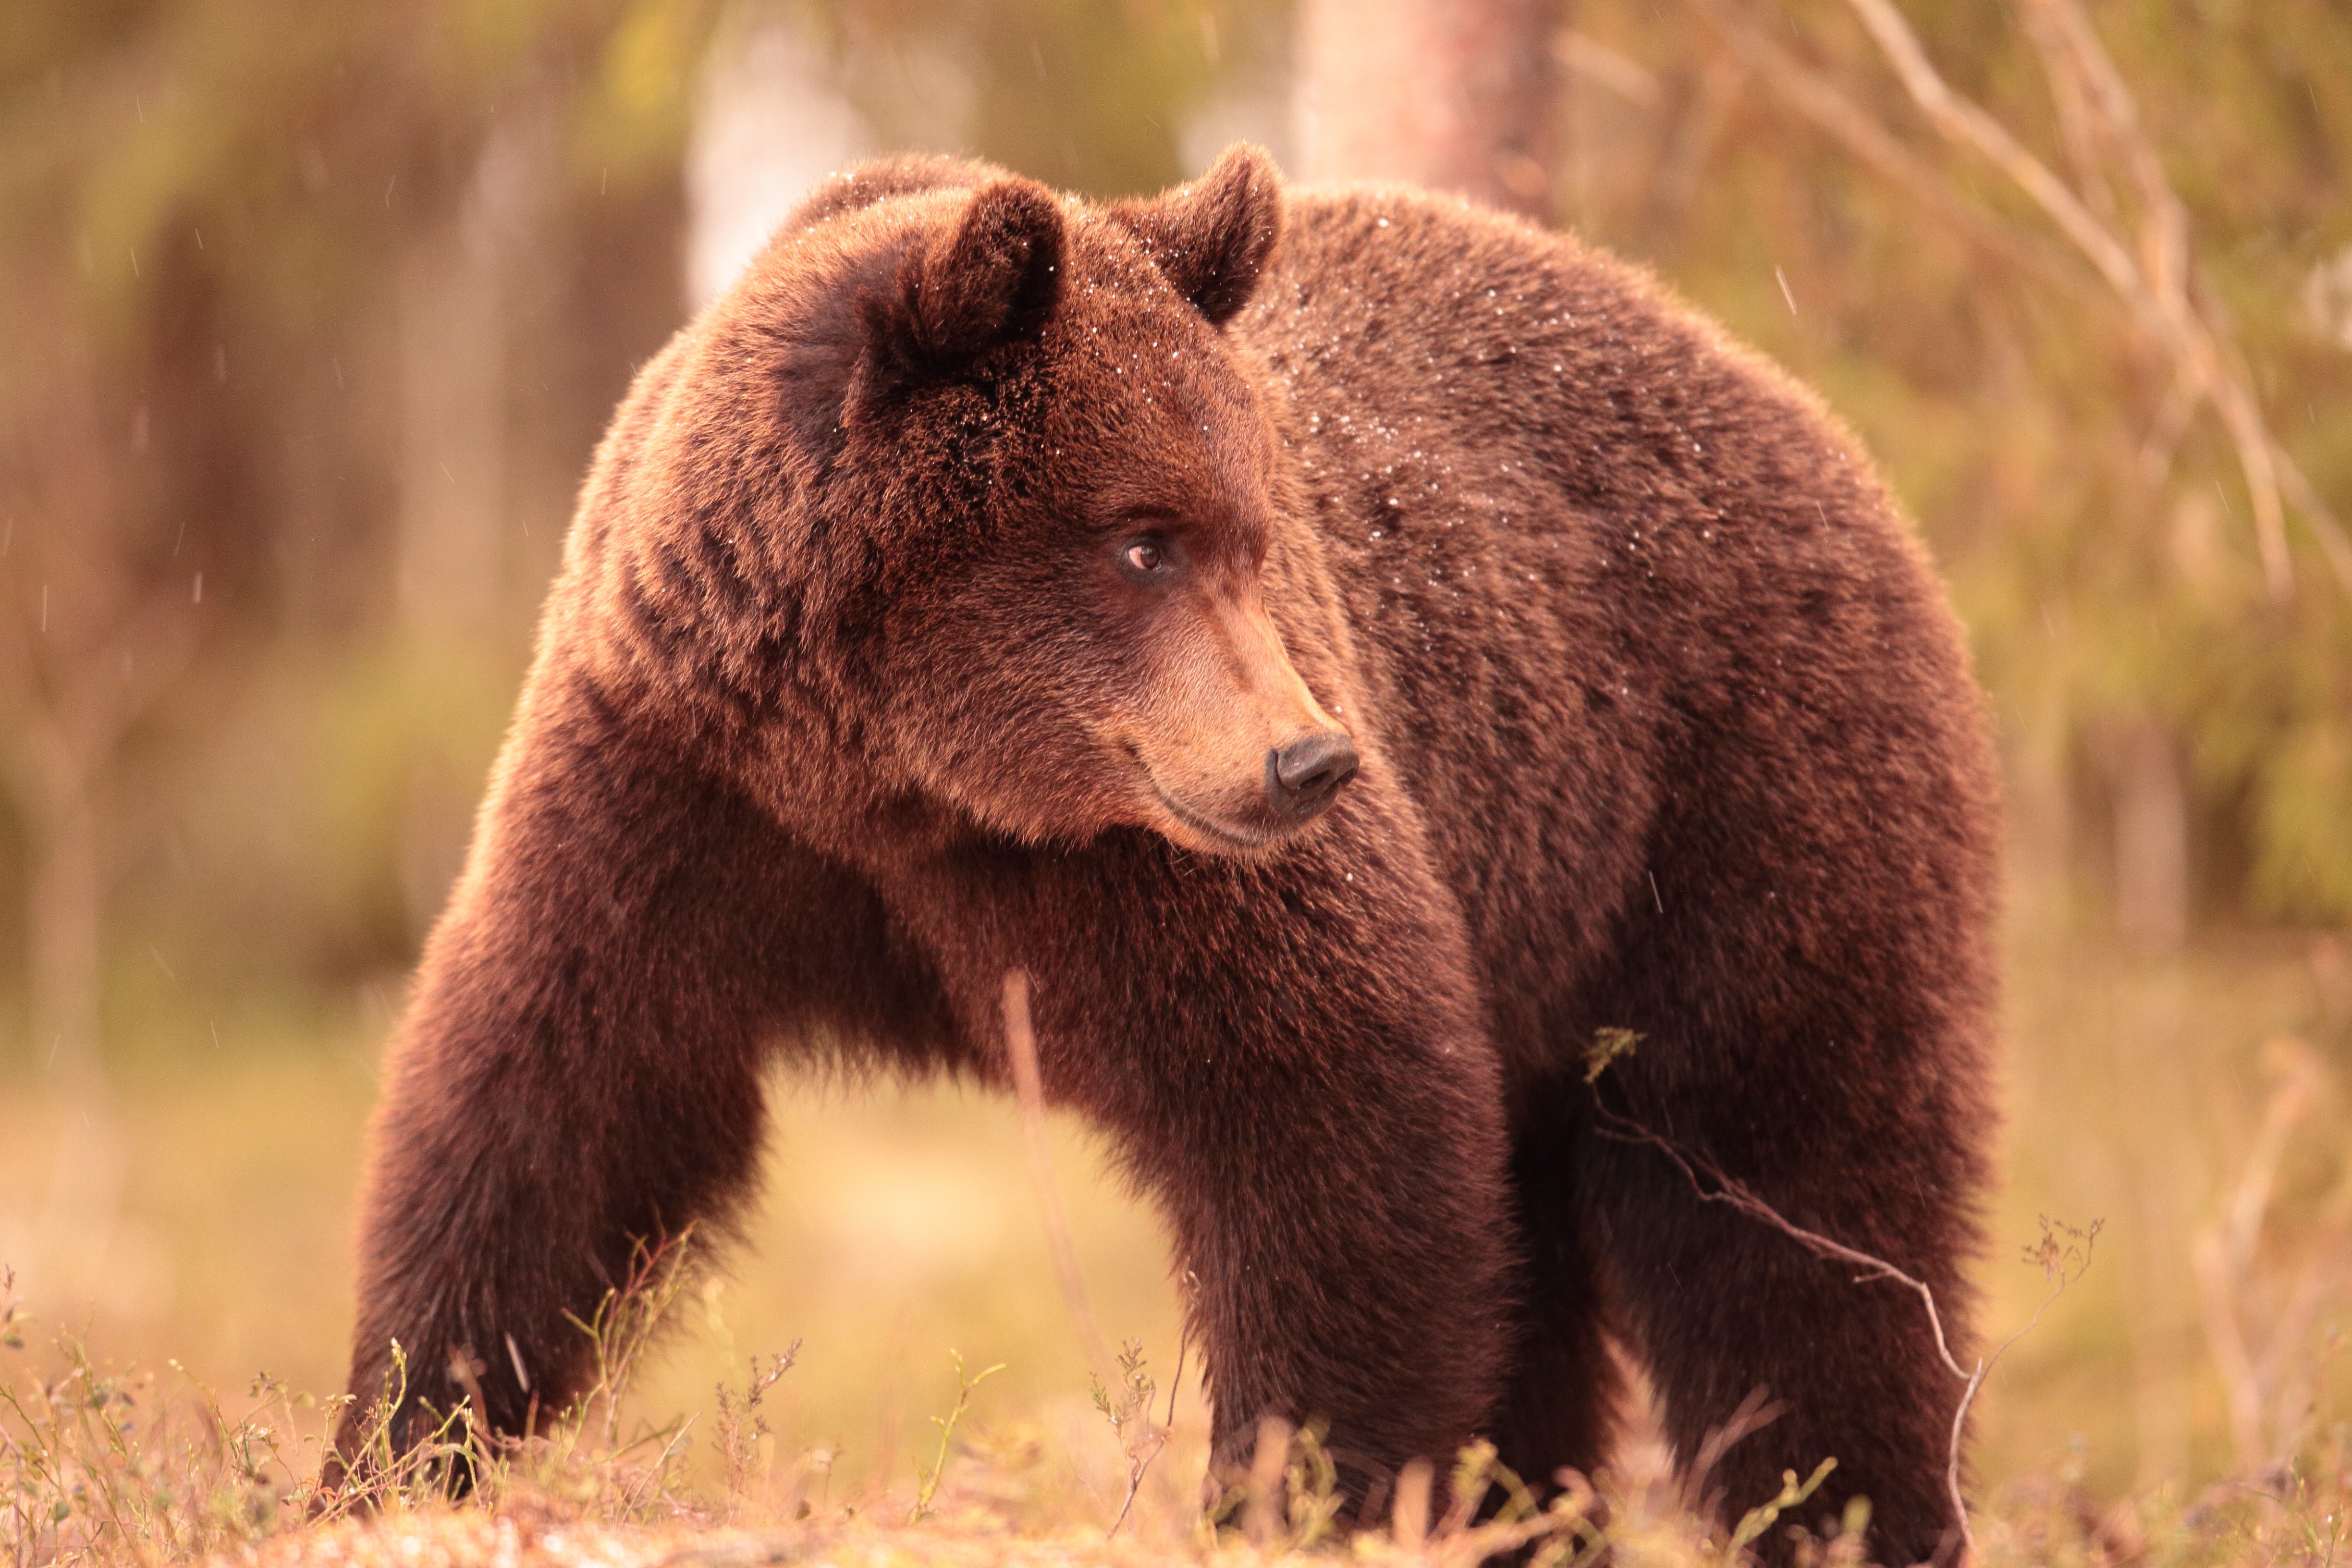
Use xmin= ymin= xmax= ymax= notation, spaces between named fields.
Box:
xmin=337 ymin=145 xmax=1996 ymax=1562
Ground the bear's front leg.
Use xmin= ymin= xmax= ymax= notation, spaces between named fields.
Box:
xmin=1011 ymin=815 xmax=1518 ymax=1519
xmin=1166 ymin=1031 xmax=1516 ymax=1515
xmin=331 ymin=666 xmax=931 ymax=1483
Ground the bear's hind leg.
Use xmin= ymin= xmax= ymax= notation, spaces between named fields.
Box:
xmin=1582 ymin=1078 xmax=1979 ymax=1567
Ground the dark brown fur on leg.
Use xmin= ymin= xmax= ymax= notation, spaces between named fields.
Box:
xmin=1568 ymin=730 xmax=1992 ymax=1565
xmin=1491 ymin=1078 xmax=1620 ymax=1504
xmin=1590 ymin=1112 xmax=1977 ymax=1566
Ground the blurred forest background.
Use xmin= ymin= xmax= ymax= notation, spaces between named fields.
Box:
xmin=4 ymin=0 xmax=2352 ymax=1523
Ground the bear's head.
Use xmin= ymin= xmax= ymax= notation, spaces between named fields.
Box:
xmin=648 ymin=146 xmax=1358 ymax=859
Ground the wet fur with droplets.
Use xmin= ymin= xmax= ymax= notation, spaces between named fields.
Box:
xmin=338 ymin=144 xmax=1997 ymax=1567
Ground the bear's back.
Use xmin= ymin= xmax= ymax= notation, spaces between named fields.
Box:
xmin=1238 ymin=188 xmax=1993 ymax=1014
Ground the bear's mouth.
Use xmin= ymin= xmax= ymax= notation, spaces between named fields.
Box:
xmin=1125 ymin=745 xmax=1287 ymax=852
xmin=1149 ymin=782 xmax=1284 ymax=851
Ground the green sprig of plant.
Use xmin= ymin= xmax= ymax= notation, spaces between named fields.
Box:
xmin=1727 ymin=1457 xmax=1839 ymax=1558
xmin=908 ymin=1348 xmax=1003 ymax=1525
xmin=1586 ymin=1027 xmax=1642 ymax=1083
xmin=1090 ymin=1337 xmax=1167 ymax=1536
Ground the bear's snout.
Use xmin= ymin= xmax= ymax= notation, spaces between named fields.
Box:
xmin=1266 ymin=731 xmax=1359 ymax=820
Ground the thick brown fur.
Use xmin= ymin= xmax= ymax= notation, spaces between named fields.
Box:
xmin=338 ymin=146 xmax=1997 ymax=1565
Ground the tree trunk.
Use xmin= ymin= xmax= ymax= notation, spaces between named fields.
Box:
xmin=25 ymin=718 xmax=104 ymax=1097
xmin=2110 ymin=714 xmax=2189 ymax=956
xmin=395 ymin=214 xmax=508 ymax=638
xmin=1292 ymin=0 xmax=1559 ymax=218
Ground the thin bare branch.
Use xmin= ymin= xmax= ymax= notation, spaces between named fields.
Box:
xmin=2276 ymin=448 xmax=2352 ymax=592
xmin=1588 ymin=1104 xmax=1979 ymax=1546
xmin=1837 ymin=0 xmax=2302 ymax=597
xmin=1844 ymin=0 xmax=2145 ymax=303
xmin=2198 ymin=341 xmax=2293 ymax=598
xmin=1687 ymin=0 xmax=2069 ymax=287
xmin=1591 ymin=1105 xmax=1971 ymax=1381
xmin=2015 ymin=0 xmax=2121 ymax=230
xmin=1592 ymin=1090 xmax=2101 ymax=1556
xmin=2018 ymin=0 xmax=2188 ymax=304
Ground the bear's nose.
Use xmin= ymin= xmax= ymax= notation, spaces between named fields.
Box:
xmin=1267 ymin=732 xmax=1360 ymax=819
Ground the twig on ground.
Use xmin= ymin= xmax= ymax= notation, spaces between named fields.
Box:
xmin=1095 ymin=1340 xmax=1168 ymax=1537
xmin=1001 ymin=969 xmax=1119 ymax=1387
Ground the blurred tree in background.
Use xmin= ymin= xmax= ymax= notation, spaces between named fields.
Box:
xmin=1546 ymin=0 xmax=2352 ymax=947
xmin=0 ymin=0 xmax=712 ymax=1082
xmin=1293 ymin=0 xmax=1555 ymax=215
xmin=0 ymin=0 xmax=2347 ymax=1095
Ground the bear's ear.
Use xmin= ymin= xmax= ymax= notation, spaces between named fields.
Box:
xmin=860 ymin=179 xmax=1065 ymax=378
xmin=1109 ymin=144 xmax=1283 ymax=327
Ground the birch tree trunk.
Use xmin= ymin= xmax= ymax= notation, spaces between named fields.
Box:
xmin=1293 ymin=0 xmax=1559 ymax=218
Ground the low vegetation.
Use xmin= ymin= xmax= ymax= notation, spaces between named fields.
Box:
xmin=5 ymin=1145 xmax=2351 ymax=1567
xmin=3 ymin=920 xmax=2345 ymax=1568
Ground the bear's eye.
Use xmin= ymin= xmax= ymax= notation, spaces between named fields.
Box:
xmin=1120 ymin=538 xmax=1171 ymax=579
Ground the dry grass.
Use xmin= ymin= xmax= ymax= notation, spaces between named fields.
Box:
xmin=8 ymin=1122 xmax=2352 ymax=1568
xmin=5 ymin=925 xmax=2352 ymax=1566
xmin=7 ymin=1255 xmax=2352 ymax=1568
